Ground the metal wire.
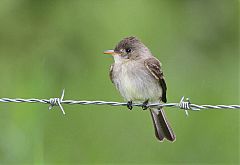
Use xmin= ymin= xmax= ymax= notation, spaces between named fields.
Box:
xmin=0 ymin=89 xmax=239 ymax=115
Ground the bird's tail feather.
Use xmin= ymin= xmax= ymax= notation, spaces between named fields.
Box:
xmin=149 ymin=108 xmax=175 ymax=142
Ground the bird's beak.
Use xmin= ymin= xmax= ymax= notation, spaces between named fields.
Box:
xmin=103 ymin=50 xmax=115 ymax=55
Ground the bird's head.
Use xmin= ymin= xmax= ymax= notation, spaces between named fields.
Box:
xmin=104 ymin=36 xmax=151 ymax=63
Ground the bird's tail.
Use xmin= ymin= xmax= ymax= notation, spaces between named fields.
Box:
xmin=149 ymin=108 xmax=176 ymax=142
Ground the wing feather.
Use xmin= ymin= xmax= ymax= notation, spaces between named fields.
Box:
xmin=109 ymin=64 xmax=114 ymax=83
xmin=144 ymin=58 xmax=167 ymax=103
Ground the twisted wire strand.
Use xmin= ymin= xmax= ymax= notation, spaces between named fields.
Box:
xmin=0 ymin=90 xmax=239 ymax=115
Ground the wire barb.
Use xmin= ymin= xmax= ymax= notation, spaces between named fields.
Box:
xmin=48 ymin=89 xmax=65 ymax=115
xmin=178 ymin=96 xmax=191 ymax=116
xmin=0 ymin=90 xmax=240 ymax=114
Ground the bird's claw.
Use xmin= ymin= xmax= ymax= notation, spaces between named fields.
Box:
xmin=127 ymin=101 xmax=133 ymax=110
xmin=142 ymin=100 xmax=149 ymax=110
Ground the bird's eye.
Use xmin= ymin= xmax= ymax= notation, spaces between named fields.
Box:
xmin=125 ymin=48 xmax=131 ymax=53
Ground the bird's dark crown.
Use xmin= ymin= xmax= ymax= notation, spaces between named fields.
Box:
xmin=114 ymin=36 xmax=141 ymax=52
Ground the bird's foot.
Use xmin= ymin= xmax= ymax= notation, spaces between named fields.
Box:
xmin=127 ymin=101 xmax=133 ymax=110
xmin=142 ymin=100 xmax=149 ymax=110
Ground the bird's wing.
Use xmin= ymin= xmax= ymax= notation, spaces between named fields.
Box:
xmin=109 ymin=64 xmax=114 ymax=83
xmin=144 ymin=58 xmax=167 ymax=103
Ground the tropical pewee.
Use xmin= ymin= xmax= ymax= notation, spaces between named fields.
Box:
xmin=104 ymin=36 xmax=175 ymax=142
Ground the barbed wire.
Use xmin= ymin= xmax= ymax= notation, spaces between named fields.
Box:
xmin=0 ymin=89 xmax=239 ymax=115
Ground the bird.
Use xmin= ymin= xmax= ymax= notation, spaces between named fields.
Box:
xmin=103 ymin=36 xmax=175 ymax=142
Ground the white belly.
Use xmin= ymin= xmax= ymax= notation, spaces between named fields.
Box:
xmin=113 ymin=61 xmax=162 ymax=102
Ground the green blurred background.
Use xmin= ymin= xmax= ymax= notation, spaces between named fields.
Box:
xmin=0 ymin=0 xmax=239 ymax=164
